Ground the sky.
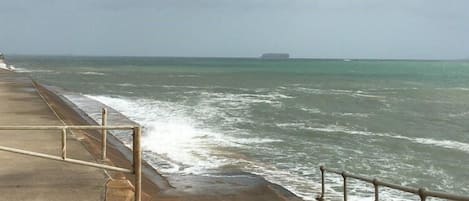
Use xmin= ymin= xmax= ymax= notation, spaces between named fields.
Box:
xmin=0 ymin=0 xmax=468 ymax=59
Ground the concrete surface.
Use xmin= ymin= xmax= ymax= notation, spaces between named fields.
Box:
xmin=0 ymin=70 xmax=107 ymax=201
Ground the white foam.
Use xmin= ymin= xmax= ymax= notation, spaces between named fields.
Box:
xmin=302 ymin=124 xmax=469 ymax=154
xmin=331 ymin=112 xmax=371 ymax=118
xmin=198 ymin=91 xmax=293 ymax=110
xmin=86 ymin=96 xmax=216 ymax=156
xmin=79 ymin=71 xmax=105 ymax=76
xmin=300 ymin=107 xmax=322 ymax=114
xmin=168 ymin=74 xmax=200 ymax=78
xmin=161 ymin=85 xmax=206 ymax=89
xmin=85 ymin=95 xmax=283 ymax=174
xmin=292 ymin=87 xmax=386 ymax=99
xmin=0 ymin=64 xmax=9 ymax=70
xmin=435 ymin=87 xmax=469 ymax=91
xmin=225 ymin=137 xmax=283 ymax=144
xmin=298 ymin=107 xmax=371 ymax=118
xmin=116 ymin=83 xmax=137 ymax=87
xmin=448 ymin=111 xmax=469 ymax=118
xmin=14 ymin=68 xmax=55 ymax=73
xmin=13 ymin=68 xmax=31 ymax=73
xmin=142 ymin=119 xmax=226 ymax=173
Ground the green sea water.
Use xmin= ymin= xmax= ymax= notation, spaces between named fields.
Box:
xmin=9 ymin=56 xmax=469 ymax=200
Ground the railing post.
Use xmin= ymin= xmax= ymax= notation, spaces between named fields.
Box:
xmin=418 ymin=188 xmax=427 ymax=201
xmin=373 ymin=178 xmax=379 ymax=201
xmin=101 ymin=108 xmax=107 ymax=160
xmin=318 ymin=166 xmax=325 ymax=201
xmin=61 ymin=128 xmax=67 ymax=159
xmin=342 ymin=171 xmax=347 ymax=201
xmin=133 ymin=127 xmax=142 ymax=201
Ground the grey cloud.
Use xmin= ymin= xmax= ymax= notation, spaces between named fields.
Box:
xmin=0 ymin=0 xmax=468 ymax=59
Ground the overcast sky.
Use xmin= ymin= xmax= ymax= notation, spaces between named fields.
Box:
xmin=0 ymin=0 xmax=468 ymax=59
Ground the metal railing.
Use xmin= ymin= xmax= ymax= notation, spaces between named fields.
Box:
xmin=0 ymin=123 xmax=142 ymax=201
xmin=317 ymin=166 xmax=469 ymax=201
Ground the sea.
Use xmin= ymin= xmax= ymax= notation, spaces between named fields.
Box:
xmin=8 ymin=55 xmax=469 ymax=201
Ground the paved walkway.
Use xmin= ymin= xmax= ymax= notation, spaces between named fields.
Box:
xmin=0 ymin=70 xmax=107 ymax=201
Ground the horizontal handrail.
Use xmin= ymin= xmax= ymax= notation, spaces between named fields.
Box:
xmin=0 ymin=144 xmax=133 ymax=173
xmin=0 ymin=120 xmax=142 ymax=201
xmin=317 ymin=166 xmax=469 ymax=201
xmin=0 ymin=125 xmax=137 ymax=130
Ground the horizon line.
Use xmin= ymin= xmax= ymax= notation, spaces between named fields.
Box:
xmin=4 ymin=53 xmax=468 ymax=62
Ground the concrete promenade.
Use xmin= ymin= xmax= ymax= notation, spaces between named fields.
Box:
xmin=0 ymin=70 xmax=107 ymax=201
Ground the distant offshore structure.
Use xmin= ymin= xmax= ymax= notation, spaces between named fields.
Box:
xmin=0 ymin=52 xmax=15 ymax=71
xmin=260 ymin=53 xmax=290 ymax=59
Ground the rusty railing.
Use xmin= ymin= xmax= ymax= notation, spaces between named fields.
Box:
xmin=317 ymin=166 xmax=469 ymax=201
xmin=0 ymin=123 xmax=142 ymax=201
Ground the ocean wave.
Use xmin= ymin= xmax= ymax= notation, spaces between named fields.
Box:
xmin=300 ymin=107 xmax=322 ymax=114
xmin=299 ymin=107 xmax=371 ymax=118
xmin=14 ymin=68 xmax=32 ymax=73
xmin=227 ymin=137 xmax=283 ymax=144
xmin=15 ymin=68 xmax=56 ymax=73
xmin=86 ymin=95 xmax=230 ymax=173
xmin=116 ymin=83 xmax=137 ymax=87
xmin=276 ymin=122 xmax=307 ymax=128
xmin=83 ymin=94 xmax=452 ymax=201
xmin=291 ymin=87 xmax=386 ymax=99
xmin=161 ymin=85 xmax=209 ymax=89
xmin=435 ymin=87 xmax=469 ymax=91
xmin=86 ymin=95 xmax=284 ymax=174
xmin=168 ymin=74 xmax=200 ymax=78
xmin=299 ymin=124 xmax=469 ymax=154
xmin=199 ymin=91 xmax=293 ymax=109
xmin=78 ymin=71 xmax=105 ymax=76
xmin=331 ymin=112 xmax=371 ymax=118
xmin=368 ymin=87 xmax=420 ymax=91
xmin=200 ymin=91 xmax=294 ymax=100
xmin=448 ymin=111 xmax=469 ymax=118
